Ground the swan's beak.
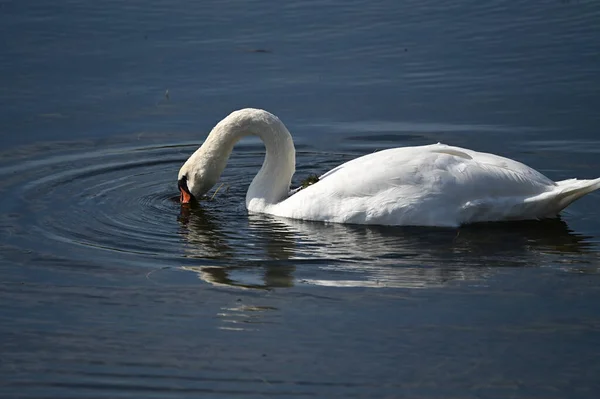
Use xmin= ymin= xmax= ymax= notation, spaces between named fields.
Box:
xmin=178 ymin=177 xmax=194 ymax=204
xmin=180 ymin=187 xmax=192 ymax=204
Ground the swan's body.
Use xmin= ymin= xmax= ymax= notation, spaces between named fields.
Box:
xmin=178 ymin=108 xmax=600 ymax=227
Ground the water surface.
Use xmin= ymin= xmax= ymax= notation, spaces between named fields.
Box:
xmin=1 ymin=0 xmax=600 ymax=398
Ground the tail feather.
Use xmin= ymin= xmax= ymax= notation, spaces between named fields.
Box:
xmin=553 ymin=177 xmax=600 ymax=213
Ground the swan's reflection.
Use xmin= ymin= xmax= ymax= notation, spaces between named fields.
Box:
xmin=178 ymin=205 xmax=596 ymax=289
xmin=178 ymin=205 xmax=297 ymax=289
xmin=177 ymin=204 xmax=234 ymax=259
xmin=270 ymin=216 xmax=595 ymax=288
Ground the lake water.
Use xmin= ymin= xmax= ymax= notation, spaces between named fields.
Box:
xmin=1 ymin=0 xmax=600 ymax=397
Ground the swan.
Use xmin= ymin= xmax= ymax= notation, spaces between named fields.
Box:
xmin=178 ymin=108 xmax=600 ymax=227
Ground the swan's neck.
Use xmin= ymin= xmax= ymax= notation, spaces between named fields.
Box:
xmin=197 ymin=109 xmax=296 ymax=209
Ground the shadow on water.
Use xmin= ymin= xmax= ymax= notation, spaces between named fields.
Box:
xmin=177 ymin=203 xmax=597 ymax=290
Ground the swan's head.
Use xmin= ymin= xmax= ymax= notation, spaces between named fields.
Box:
xmin=178 ymin=149 xmax=220 ymax=203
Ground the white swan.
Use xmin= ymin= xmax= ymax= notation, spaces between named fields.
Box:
xmin=178 ymin=108 xmax=600 ymax=227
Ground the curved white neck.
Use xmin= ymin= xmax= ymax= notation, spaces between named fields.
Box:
xmin=194 ymin=109 xmax=296 ymax=209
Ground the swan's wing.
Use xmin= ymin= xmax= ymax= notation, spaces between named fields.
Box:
xmin=320 ymin=144 xmax=554 ymax=188
xmin=319 ymin=144 xmax=554 ymax=196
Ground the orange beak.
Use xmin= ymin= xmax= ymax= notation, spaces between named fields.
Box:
xmin=180 ymin=186 xmax=192 ymax=204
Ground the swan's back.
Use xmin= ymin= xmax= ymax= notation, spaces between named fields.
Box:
xmin=267 ymin=144 xmax=599 ymax=227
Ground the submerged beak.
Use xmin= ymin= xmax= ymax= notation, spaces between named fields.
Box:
xmin=178 ymin=177 xmax=194 ymax=204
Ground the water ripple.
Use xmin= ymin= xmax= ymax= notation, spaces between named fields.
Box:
xmin=0 ymin=137 xmax=598 ymax=291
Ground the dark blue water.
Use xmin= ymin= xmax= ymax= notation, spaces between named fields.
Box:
xmin=1 ymin=1 xmax=600 ymax=397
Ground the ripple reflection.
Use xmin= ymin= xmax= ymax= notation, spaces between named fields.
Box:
xmin=180 ymin=204 xmax=596 ymax=289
